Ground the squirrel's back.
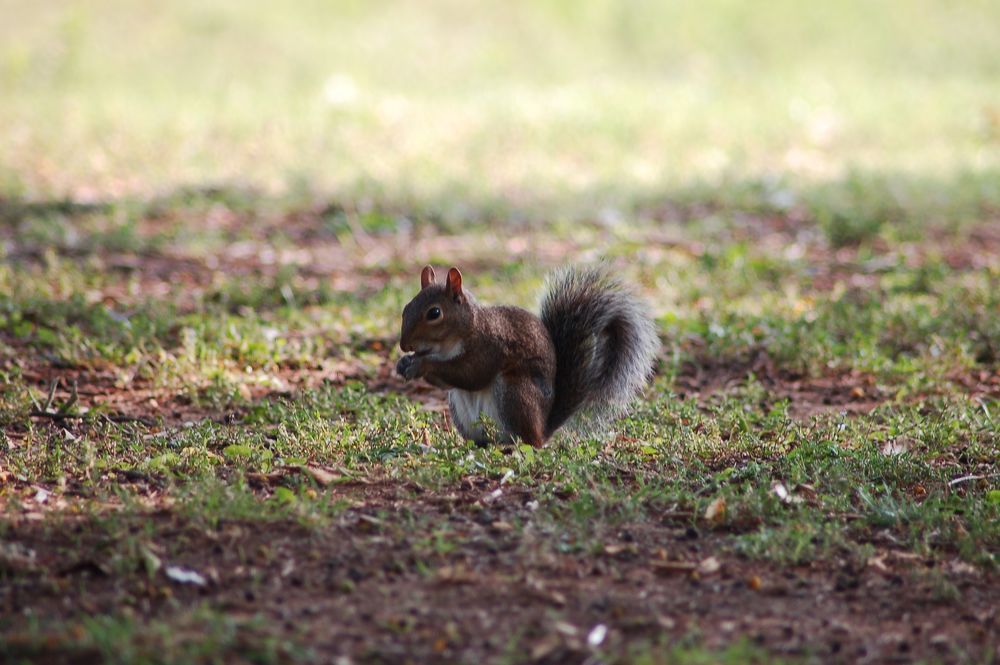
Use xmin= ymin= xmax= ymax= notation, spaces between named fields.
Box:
xmin=539 ymin=266 xmax=659 ymax=435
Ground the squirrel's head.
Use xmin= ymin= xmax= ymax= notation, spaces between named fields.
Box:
xmin=399 ymin=265 xmax=474 ymax=357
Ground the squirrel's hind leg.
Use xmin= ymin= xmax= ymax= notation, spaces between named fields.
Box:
xmin=495 ymin=373 xmax=551 ymax=448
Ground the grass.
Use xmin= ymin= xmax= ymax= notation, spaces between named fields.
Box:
xmin=2 ymin=1 xmax=999 ymax=663
xmin=2 ymin=1 xmax=999 ymax=214
xmin=3 ymin=609 xmax=311 ymax=665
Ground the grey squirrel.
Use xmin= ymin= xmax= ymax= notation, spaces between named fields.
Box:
xmin=396 ymin=265 xmax=659 ymax=446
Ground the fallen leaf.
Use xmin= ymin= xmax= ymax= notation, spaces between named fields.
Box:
xmin=704 ymin=496 xmax=726 ymax=525
xmin=435 ymin=565 xmax=474 ymax=584
xmin=547 ymin=589 xmax=567 ymax=606
xmin=775 ymin=482 xmax=808 ymax=505
xmin=793 ymin=483 xmax=819 ymax=503
xmin=867 ymin=554 xmax=890 ymax=574
xmin=697 ymin=556 xmax=721 ymax=576
xmin=525 ymin=576 xmax=566 ymax=606
xmin=553 ymin=621 xmax=578 ymax=637
xmin=299 ymin=465 xmax=340 ymax=486
xmin=587 ymin=624 xmax=608 ymax=647
xmin=888 ymin=551 xmax=921 ymax=562
xmin=245 ymin=471 xmax=283 ymax=488
xmin=165 ymin=565 xmax=207 ymax=586
xmin=947 ymin=560 xmax=977 ymax=576
xmin=603 ymin=543 xmax=636 ymax=556
xmin=650 ymin=560 xmax=697 ymax=575
xmin=746 ymin=574 xmax=762 ymax=590
xmin=357 ymin=514 xmax=383 ymax=527
xmin=881 ymin=438 xmax=912 ymax=456
xmin=530 ymin=635 xmax=561 ymax=660
xmin=286 ymin=464 xmax=342 ymax=487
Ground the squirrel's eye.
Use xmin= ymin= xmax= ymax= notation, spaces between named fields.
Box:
xmin=426 ymin=307 xmax=442 ymax=321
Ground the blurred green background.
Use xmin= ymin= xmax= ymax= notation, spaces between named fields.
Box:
xmin=2 ymin=0 xmax=998 ymax=217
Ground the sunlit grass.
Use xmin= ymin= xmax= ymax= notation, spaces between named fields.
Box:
xmin=1 ymin=0 xmax=998 ymax=212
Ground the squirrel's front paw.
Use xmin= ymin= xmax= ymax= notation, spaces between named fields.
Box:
xmin=396 ymin=354 xmax=422 ymax=381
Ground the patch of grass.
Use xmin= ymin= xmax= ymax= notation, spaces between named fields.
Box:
xmin=622 ymin=639 xmax=786 ymax=665
xmin=735 ymin=520 xmax=856 ymax=567
xmin=172 ymin=478 xmax=349 ymax=530
xmin=1 ymin=607 xmax=311 ymax=665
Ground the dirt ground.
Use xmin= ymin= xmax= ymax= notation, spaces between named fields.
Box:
xmin=3 ymin=477 xmax=997 ymax=665
xmin=2 ymin=208 xmax=998 ymax=663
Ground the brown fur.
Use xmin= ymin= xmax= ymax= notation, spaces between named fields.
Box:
xmin=397 ymin=264 xmax=658 ymax=447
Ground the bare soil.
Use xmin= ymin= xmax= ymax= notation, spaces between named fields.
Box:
xmin=3 ymin=481 xmax=997 ymax=665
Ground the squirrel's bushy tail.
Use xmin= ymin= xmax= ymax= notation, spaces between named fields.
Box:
xmin=540 ymin=266 xmax=659 ymax=436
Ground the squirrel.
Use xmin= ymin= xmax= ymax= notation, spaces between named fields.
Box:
xmin=395 ymin=264 xmax=659 ymax=446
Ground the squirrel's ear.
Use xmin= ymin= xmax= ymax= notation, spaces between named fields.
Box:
xmin=420 ymin=265 xmax=436 ymax=289
xmin=445 ymin=267 xmax=463 ymax=300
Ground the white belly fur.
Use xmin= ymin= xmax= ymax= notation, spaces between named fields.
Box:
xmin=448 ymin=384 xmax=511 ymax=444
